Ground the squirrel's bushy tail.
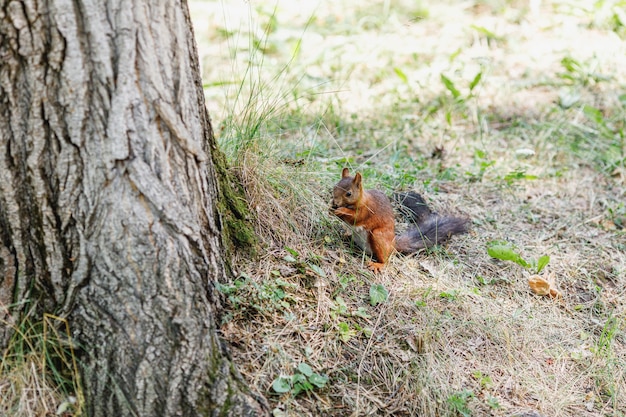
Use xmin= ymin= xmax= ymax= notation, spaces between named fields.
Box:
xmin=396 ymin=215 xmax=469 ymax=253
xmin=393 ymin=191 xmax=469 ymax=253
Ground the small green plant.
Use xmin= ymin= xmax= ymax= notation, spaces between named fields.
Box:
xmin=271 ymin=363 xmax=328 ymax=396
xmin=466 ymin=149 xmax=495 ymax=182
xmin=329 ymin=296 xmax=372 ymax=342
xmin=557 ymin=56 xmax=610 ymax=86
xmin=369 ymin=284 xmax=389 ymax=306
xmin=414 ymin=287 xmax=433 ymax=307
xmin=472 ymin=370 xmax=493 ymax=389
xmin=337 ymin=322 xmax=357 ymax=342
xmin=330 ymin=298 xmax=372 ymax=342
xmin=439 ymin=289 xmax=460 ymax=301
xmin=440 ymin=70 xmax=483 ymax=103
xmin=502 ymin=168 xmax=538 ymax=185
xmin=216 ymin=273 xmax=296 ymax=317
xmin=606 ymin=201 xmax=625 ymax=229
xmin=470 ymin=24 xmax=505 ymax=46
xmin=447 ymin=389 xmax=474 ymax=416
xmin=283 ymin=246 xmax=328 ymax=278
xmin=441 ymin=70 xmax=483 ymax=101
xmin=393 ymin=67 xmax=409 ymax=83
xmin=594 ymin=315 xmax=619 ymax=357
xmin=353 ymin=306 xmax=370 ymax=319
xmin=475 ymin=275 xmax=505 ymax=286
xmin=590 ymin=314 xmax=622 ymax=402
xmin=330 ymin=296 xmax=371 ymax=320
xmin=336 ymin=274 xmax=358 ymax=293
xmin=486 ymin=395 xmax=501 ymax=410
xmin=487 ymin=240 xmax=550 ymax=274
xmin=435 ymin=66 xmax=485 ymax=124
xmin=330 ymin=296 xmax=349 ymax=319
xmin=336 ymin=321 xmax=373 ymax=342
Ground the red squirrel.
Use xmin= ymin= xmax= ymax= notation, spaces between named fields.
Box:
xmin=331 ymin=168 xmax=469 ymax=272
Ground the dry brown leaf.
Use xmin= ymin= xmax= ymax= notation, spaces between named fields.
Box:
xmin=528 ymin=275 xmax=551 ymax=296
xmin=529 ymin=272 xmax=561 ymax=298
xmin=549 ymin=287 xmax=562 ymax=299
xmin=600 ymin=219 xmax=617 ymax=231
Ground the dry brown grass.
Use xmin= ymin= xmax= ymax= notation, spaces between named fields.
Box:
xmin=4 ymin=1 xmax=623 ymax=416
xmin=0 ymin=355 xmax=64 ymax=417
xmin=0 ymin=313 xmax=81 ymax=417
xmin=194 ymin=0 xmax=626 ymax=416
xmin=192 ymin=0 xmax=625 ymax=415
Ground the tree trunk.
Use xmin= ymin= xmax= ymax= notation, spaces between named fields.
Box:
xmin=0 ymin=1 xmax=267 ymax=415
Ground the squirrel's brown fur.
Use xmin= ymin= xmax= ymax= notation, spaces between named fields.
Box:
xmin=331 ymin=168 xmax=468 ymax=272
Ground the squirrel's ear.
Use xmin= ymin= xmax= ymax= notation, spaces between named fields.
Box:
xmin=353 ymin=172 xmax=362 ymax=188
xmin=341 ymin=167 xmax=350 ymax=178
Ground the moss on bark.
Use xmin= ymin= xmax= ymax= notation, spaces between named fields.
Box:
xmin=209 ymin=138 xmax=258 ymax=262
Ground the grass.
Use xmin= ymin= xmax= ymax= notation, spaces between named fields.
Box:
xmin=2 ymin=0 xmax=624 ymax=415
xmin=192 ymin=0 xmax=626 ymax=416
xmin=0 ymin=311 xmax=82 ymax=416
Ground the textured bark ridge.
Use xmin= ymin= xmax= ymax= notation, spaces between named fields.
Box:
xmin=0 ymin=1 xmax=268 ymax=416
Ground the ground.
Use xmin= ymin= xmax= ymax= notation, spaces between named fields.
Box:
xmin=190 ymin=1 xmax=625 ymax=416
xmin=1 ymin=1 xmax=624 ymax=416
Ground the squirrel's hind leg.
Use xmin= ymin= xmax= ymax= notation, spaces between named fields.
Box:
xmin=367 ymin=228 xmax=395 ymax=272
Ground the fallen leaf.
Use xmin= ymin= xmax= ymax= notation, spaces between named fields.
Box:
xmin=528 ymin=275 xmax=551 ymax=296
xmin=529 ymin=272 xmax=561 ymax=298
xmin=599 ymin=219 xmax=616 ymax=231
xmin=549 ymin=287 xmax=562 ymax=299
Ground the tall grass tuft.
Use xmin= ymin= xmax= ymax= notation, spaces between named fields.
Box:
xmin=1 ymin=309 xmax=83 ymax=417
xmin=209 ymin=4 xmax=338 ymax=250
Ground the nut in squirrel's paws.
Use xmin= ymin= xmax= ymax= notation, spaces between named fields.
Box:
xmin=528 ymin=272 xmax=561 ymax=298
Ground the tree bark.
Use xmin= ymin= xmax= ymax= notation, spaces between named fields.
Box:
xmin=0 ymin=0 xmax=267 ymax=415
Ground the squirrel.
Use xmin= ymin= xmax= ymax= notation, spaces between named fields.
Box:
xmin=331 ymin=167 xmax=469 ymax=272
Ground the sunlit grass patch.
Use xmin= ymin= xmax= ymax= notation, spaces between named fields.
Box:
xmin=190 ymin=1 xmax=626 ymax=415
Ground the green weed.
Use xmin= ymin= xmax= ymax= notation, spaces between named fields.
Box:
xmin=192 ymin=0 xmax=626 ymax=415
xmin=336 ymin=322 xmax=357 ymax=342
xmin=466 ymin=149 xmax=495 ymax=183
xmin=414 ymin=287 xmax=433 ymax=308
xmin=271 ymin=362 xmax=328 ymax=396
xmin=486 ymin=395 xmax=501 ymax=410
xmin=592 ymin=314 xmax=624 ymax=405
xmin=470 ymin=24 xmax=506 ymax=46
xmin=216 ymin=273 xmax=296 ymax=317
xmin=557 ymin=56 xmax=611 ymax=86
xmin=438 ymin=69 xmax=485 ymax=124
xmin=472 ymin=370 xmax=493 ymax=389
xmin=369 ymin=284 xmax=389 ymax=306
xmin=487 ymin=240 xmax=550 ymax=274
xmin=446 ymin=389 xmax=474 ymax=417
xmin=502 ymin=168 xmax=538 ymax=185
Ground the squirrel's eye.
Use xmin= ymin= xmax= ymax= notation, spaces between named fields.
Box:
xmin=346 ymin=191 xmax=352 ymax=197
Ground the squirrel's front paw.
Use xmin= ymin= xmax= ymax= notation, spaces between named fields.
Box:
xmin=333 ymin=207 xmax=352 ymax=216
xmin=367 ymin=261 xmax=385 ymax=273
